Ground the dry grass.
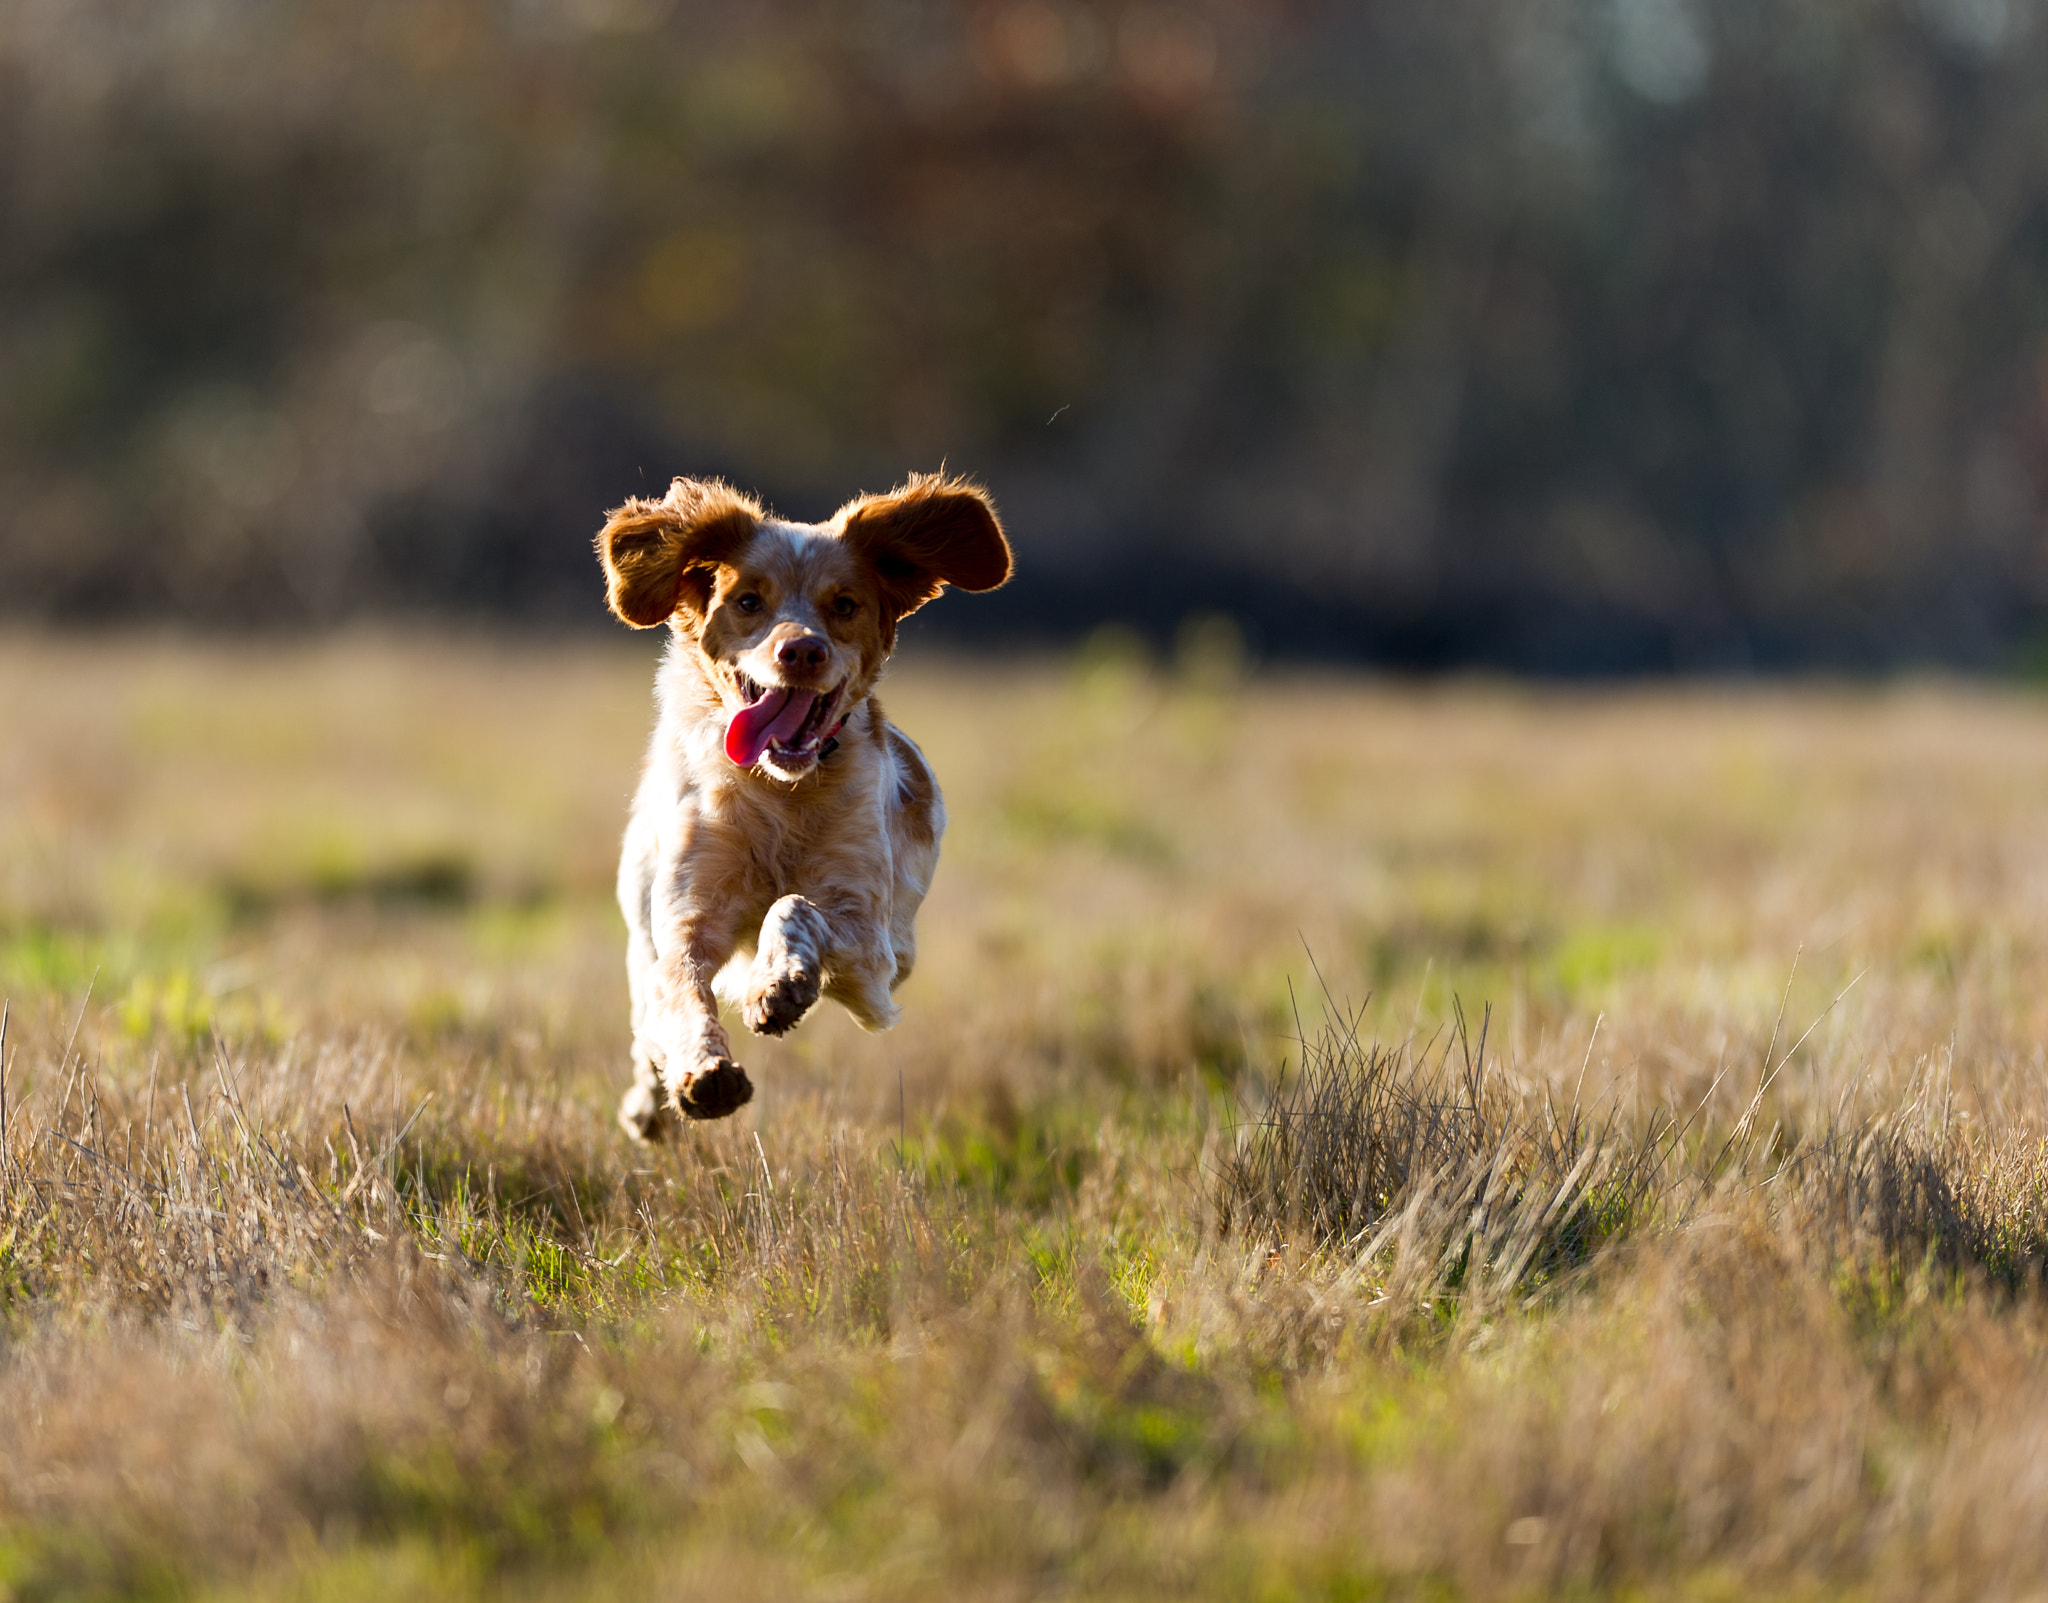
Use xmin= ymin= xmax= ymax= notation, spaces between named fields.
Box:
xmin=7 ymin=634 xmax=2048 ymax=1597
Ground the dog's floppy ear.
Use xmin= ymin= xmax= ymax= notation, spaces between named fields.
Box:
xmin=596 ymin=478 xmax=761 ymax=628
xmin=837 ymin=473 xmax=1012 ymax=638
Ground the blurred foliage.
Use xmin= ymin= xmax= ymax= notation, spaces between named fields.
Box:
xmin=3 ymin=0 xmax=2048 ymax=667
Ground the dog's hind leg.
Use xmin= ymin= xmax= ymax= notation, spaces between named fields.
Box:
xmin=743 ymin=894 xmax=831 ymax=1037
xmin=818 ymin=901 xmax=904 ymax=1034
xmin=618 ymin=1060 xmax=671 ymax=1142
xmin=616 ymin=810 xmax=677 ymax=1141
xmin=882 ymin=724 xmax=945 ymax=993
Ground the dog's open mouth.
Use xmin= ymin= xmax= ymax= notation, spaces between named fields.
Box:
xmin=725 ymin=675 xmax=846 ymax=769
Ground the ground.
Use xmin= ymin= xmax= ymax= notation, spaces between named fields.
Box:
xmin=3 ymin=633 xmax=2048 ymax=1600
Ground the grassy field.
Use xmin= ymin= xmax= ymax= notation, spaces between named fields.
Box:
xmin=5 ymin=634 xmax=2048 ymax=1600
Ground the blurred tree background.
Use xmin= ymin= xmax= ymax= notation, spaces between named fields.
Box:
xmin=2 ymin=0 xmax=2046 ymax=668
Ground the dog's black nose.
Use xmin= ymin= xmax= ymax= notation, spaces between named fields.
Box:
xmin=775 ymin=633 xmax=828 ymax=671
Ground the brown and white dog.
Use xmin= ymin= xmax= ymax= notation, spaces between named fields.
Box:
xmin=595 ymin=471 xmax=1011 ymax=1136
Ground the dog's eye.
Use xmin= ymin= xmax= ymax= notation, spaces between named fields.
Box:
xmin=832 ymin=595 xmax=859 ymax=619
xmin=735 ymin=592 xmax=762 ymax=614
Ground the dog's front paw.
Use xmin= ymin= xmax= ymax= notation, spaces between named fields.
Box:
xmin=743 ymin=955 xmax=821 ymax=1037
xmin=669 ymin=1057 xmax=754 ymax=1121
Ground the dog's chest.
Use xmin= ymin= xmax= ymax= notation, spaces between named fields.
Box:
xmin=698 ymin=762 xmax=889 ymax=905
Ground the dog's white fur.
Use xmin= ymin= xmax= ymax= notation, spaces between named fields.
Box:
xmin=595 ymin=472 xmax=1011 ymax=1134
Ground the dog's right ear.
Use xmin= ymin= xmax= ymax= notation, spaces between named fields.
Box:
xmin=596 ymin=478 xmax=761 ymax=628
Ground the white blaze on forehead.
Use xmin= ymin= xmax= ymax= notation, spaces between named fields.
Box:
xmin=755 ymin=520 xmax=825 ymax=558
xmin=750 ymin=521 xmax=850 ymax=628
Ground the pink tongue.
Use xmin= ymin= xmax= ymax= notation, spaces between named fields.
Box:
xmin=725 ymin=687 xmax=818 ymax=767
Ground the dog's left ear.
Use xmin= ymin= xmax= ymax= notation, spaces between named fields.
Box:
xmin=837 ymin=473 xmax=1012 ymax=639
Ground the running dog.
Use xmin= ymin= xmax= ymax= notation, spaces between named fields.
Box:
xmin=596 ymin=472 xmax=1011 ymax=1136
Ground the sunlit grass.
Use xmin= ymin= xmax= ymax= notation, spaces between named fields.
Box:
xmin=6 ymin=637 xmax=2048 ymax=1596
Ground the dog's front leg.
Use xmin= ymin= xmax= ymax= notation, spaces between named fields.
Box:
xmin=639 ymin=908 xmax=754 ymax=1123
xmin=743 ymin=894 xmax=832 ymax=1037
xmin=744 ymin=888 xmax=902 ymax=1036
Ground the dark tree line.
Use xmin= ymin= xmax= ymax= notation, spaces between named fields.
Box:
xmin=3 ymin=0 xmax=2046 ymax=668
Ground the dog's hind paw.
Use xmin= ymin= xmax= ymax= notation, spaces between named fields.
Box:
xmin=743 ymin=959 xmax=821 ymax=1037
xmin=618 ymin=1080 xmax=677 ymax=1143
xmin=669 ymin=1058 xmax=754 ymax=1121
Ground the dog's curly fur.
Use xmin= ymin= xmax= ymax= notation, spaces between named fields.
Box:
xmin=596 ymin=472 xmax=1012 ymax=1136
